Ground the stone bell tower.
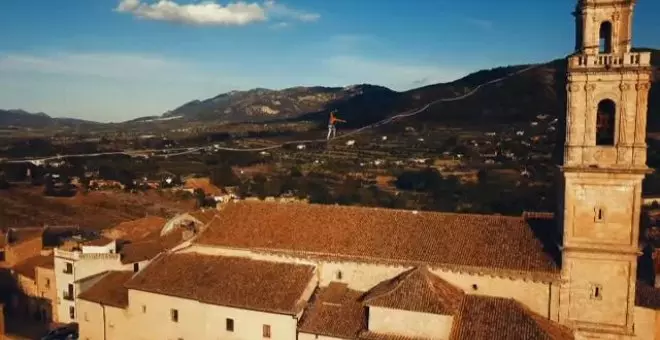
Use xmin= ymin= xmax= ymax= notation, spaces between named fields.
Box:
xmin=559 ymin=0 xmax=652 ymax=338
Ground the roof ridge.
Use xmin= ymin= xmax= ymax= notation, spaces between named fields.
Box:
xmin=233 ymin=200 xmax=525 ymax=221
xmin=362 ymin=267 xmax=418 ymax=304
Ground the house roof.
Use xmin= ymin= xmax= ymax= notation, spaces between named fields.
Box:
xmin=12 ymin=255 xmax=54 ymax=280
xmin=362 ymin=267 xmax=464 ymax=315
xmin=77 ymin=271 xmax=134 ymax=308
xmin=119 ymin=230 xmax=184 ymax=264
xmin=636 ymin=281 xmax=660 ymax=310
xmin=196 ymin=201 xmax=559 ymax=281
xmin=448 ymin=295 xmax=574 ymax=340
xmin=183 ymin=178 xmax=223 ymax=196
xmin=103 ymin=216 xmax=168 ymax=243
xmin=125 ymin=252 xmax=316 ymax=315
xmin=83 ymin=236 xmax=114 ymax=246
xmin=298 ymin=282 xmax=366 ymax=339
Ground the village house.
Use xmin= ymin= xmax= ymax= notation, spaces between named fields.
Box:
xmin=11 ymin=254 xmax=56 ymax=323
xmin=54 ymin=214 xmax=200 ymax=324
xmin=0 ymin=227 xmax=44 ymax=268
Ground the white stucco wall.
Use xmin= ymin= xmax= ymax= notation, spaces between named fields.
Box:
xmin=78 ymin=299 xmax=131 ymax=340
xmin=299 ymin=334 xmax=349 ymax=340
xmin=82 ymin=241 xmax=116 ymax=255
xmin=127 ymin=289 xmax=300 ymax=340
xmin=368 ymin=306 xmax=453 ymax=339
xmin=54 ymin=251 xmax=123 ymax=324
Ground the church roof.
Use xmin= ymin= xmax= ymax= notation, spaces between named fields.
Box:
xmin=362 ymin=266 xmax=464 ymax=315
xmin=298 ymin=282 xmax=366 ymax=339
xmin=449 ymin=295 xmax=574 ymax=340
xmin=196 ymin=201 xmax=560 ymax=282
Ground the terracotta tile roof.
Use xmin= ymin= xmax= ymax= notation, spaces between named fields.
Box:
xmin=12 ymin=255 xmax=54 ymax=280
xmin=358 ymin=332 xmax=430 ymax=340
xmin=77 ymin=271 xmax=134 ymax=308
xmin=187 ymin=210 xmax=219 ymax=226
xmin=83 ymin=236 xmax=114 ymax=246
xmin=119 ymin=230 xmax=183 ymax=264
xmin=362 ymin=267 xmax=464 ymax=315
xmin=103 ymin=216 xmax=168 ymax=242
xmin=448 ymin=295 xmax=574 ymax=340
xmin=636 ymin=281 xmax=660 ymax=309
xmin=125 ymin=252 xmax=315 ymax=315
xmin=7 ymin=227 xmax=43 ymax=245
xmin=299 ymin=282 xmax=366 ymax=338
xmin=196 ymin=201 xmax=559 ymax=281
xmin=183 ymin=177 xmax=223 ymax=196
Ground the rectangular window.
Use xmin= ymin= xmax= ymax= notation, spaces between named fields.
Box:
xmin=133 ymin=263 xmax=139 ymax=272
xmin=84 ymin=312 xmax=89 ymax=322
xmin=64 ymin=262 xmax=73 ymax=274
xmin=45 ymin=278 xmax=50 ymax=289
xmin=171 ymin=309 xmax=178 ymax=322
xmin=69 ymin=306 xmax=75 ymax=319
xmin=142 ymin=305 xmax=146 ymax=313
xmin=226 ymin=318 xmax=234 ymax=332
xmin=263 ymin=324 xmax=271 ymax=338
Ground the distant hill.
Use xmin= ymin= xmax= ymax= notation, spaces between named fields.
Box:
xmin=3 ymin=48 xmax=658 ymax=132
xmin=0 ymin=109 xmax=98 ymax=128
xmin=141 ymin=84 xmax=399 ymax=124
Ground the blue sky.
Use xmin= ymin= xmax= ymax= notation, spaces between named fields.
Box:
xmin=1 ymin=0 xmax=659 ymax=122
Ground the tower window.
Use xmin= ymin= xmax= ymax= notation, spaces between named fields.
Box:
xmin=596 ymin=99 xmax=616 ymax=145
xmin=590 ymin=283 xmax=603 ymax=300
xmin=599 ymin=21 xmax=613 ymax=53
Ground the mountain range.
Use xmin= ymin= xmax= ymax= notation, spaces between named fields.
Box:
xmin=2 ymin=48 xmax=658 ymax=131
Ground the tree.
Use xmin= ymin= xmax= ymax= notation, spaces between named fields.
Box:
xmin=210 ymin=165 xmax=240 ymax=187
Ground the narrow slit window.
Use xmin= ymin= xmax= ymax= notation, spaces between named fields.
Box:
xmin=594 ymin=206 xmax=606 ymax=223
xmin=263 ymin=324 xmax=271 ymax=338
xmin=591 ymin=283 xmax=603 ymax=300
xmin=170 ymin=309 xmax=178 ymax=322
xmin=226 ymin=318 xmax=234 ymax=332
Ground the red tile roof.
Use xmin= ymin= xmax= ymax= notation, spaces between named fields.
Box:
xmin=103 ymin=216 xmax=168 ymax=242
xmin=12 ymin=255 xmax=54 ymax=280
xmin=183 ymin=178 xmax=223 ymax=196
xmin=448 ymin=295 xmax=574 ymax=340
xmin=299 ymin=282 xmax=366 ymax=338
xmin=77 ymin=271 xmax=134 ymax=308
xmin=83 ymin=236 xmax=114 ymax=246
xmin=196 ymin=201 xmax=559 ymax=281
xmin=362 ymin=267 xmax=464 ymax=315
xmin=119 ymin=230 xmax=184 ymax=264
xmin=125 ymin=252 xmax=316 ymax=315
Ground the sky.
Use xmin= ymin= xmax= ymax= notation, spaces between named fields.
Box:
xmin=1 ymin=0 xmax=659 ymax=122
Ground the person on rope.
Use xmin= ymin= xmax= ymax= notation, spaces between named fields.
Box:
xmin=327 ymin=111 xmax=346 ymax=140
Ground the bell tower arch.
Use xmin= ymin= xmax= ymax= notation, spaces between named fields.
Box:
xmin=560 ymin=0 xmax=653 ymax=338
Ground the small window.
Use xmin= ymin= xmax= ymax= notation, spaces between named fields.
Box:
xmin=170 ymin=309 xmax=178 ymax=322
xmin=594 ymin=206 xmax=606 ymax=223
xmin=84 ymin=312 xmax=89 ymax=322
xmin=69 ymin=306 xmax=75 ymax=319
xmin=263 ymin=324 xmax=271 ymax=338
xmin=45 ymin=278 xmax=50 ymax=289
xmin=226 ymin=318 xmax=234 ymax=332
xmin=471 ymin=284 xmax=478 ymax=291
xmin=133 ymin=263 xmax=139 ymax=272
xmin=141 ymin=305 xmax=146 ymax=313
xmin=64 ymin=262 xmax=73 ymax=274
xmin=336 ymin=270 xmax=343 ymax=280
xmin=590 ymin=283 xmax=603 ymax=300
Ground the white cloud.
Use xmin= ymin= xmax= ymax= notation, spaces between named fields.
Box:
xmin=464 ymin=17 xmax=494 ymax=30
xmin=322 ymin=55 xmax=467 ymax=91
xmin=115 ymin=0 xmax=318 ymax=26
xmin=0 ymin=51 xmax=193 ymax=80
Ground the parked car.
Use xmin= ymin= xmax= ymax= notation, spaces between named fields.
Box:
xmin=41 ymin=323 xmax=78 ymax=340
